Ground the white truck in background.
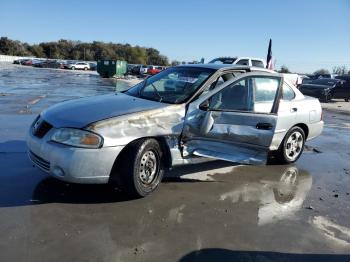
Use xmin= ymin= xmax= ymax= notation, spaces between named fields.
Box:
xmin=209 ymin=57 xmax=266 ymax=68
xmin=209 ymin=57 xmax=306 ymax=87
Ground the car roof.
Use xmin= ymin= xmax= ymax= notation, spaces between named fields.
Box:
xmin=178 ymin=63 xmax=276 ymax=74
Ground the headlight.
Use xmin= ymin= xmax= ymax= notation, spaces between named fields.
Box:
xmin=51 ymin=128 xmax=103 ymax=148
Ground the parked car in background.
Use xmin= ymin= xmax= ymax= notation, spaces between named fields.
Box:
xmin=19 ymin=59 xmax=33 ymax=66
xmin=139 ymin=65 xmax=148 ymax=74
xmin=209 ymin=57 xmax=266 ymax=68
xmin=130 ymin=65 xmax=142 ymax=75
xmin=313 ymin=73 xmax=337 ymax=79
xmin=147 ymin=65 xmax=165 ymax=75
xmin=298 ymin=78 xmax=344 ymax=102
xmin=32 ymin=59 xmax=45 ymax=66
xmin=126 ymin=64 xmax=135 ymax=75
xmin=13 ymin=59 xmax=24 ymax=64
xmin=33 ymin=60 xmax=61 ymax=69
xmin=89 ymin=62 xmax=97 ymax=71
xmin=335 ymin=75 xmax=350 ymax=102
xmin=66 ymin=62 xmax=90 ymax=70
xmin=27 ymin=64 xmax=323 ymax=197
xmin=63 ymin=60 xmax=76 ymax=69
xmin=23 ymin=59 xmax=34 ymax=66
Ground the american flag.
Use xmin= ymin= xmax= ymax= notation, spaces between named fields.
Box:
xmin=266 ymin=39 xmax=274 ymax=70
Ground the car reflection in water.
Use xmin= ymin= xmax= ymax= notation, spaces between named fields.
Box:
xmin=23 ymin=164 xmax=313 ymax=260
xmin=219 ymin=165 xmax=312 ymax=225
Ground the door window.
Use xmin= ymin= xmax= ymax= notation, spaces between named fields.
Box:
xmin=198 ymin=72 xmax=242 ymax=98
xmin=208 ymin=76 xmax=280 ymax=113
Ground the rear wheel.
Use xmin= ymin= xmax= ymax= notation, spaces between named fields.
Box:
xmin=112 ymin=139 xmax=164 ymax=197
xmin=84 ymin=67 xmax=88 ymax=71
xmin=71 ymin=66 xmax=75 ymax=70
xmin=276 ymin=126 xmax=305 ymax=164
xmin=345 ymin=98 xmax=349 ymax=102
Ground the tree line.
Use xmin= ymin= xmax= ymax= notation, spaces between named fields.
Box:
xmin=0 ymin=37 xmax=169 ymax=65
xmin=278 ymin=64 xmax=349 ymax=75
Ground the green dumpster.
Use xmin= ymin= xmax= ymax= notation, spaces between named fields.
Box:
xmin=97 ymin=60 xmax=127 ymax=78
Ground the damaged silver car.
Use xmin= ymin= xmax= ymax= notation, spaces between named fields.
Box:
xmin=27 ymin=64 xmax=323 ymax=197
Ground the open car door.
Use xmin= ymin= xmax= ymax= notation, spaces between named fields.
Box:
xmin=181 ymin=72 xmax=283 ymax=165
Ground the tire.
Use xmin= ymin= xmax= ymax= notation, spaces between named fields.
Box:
xmin=321 ymin=93 xmax=331 ymax=103
xmin=276 ymin=126 xmax=305 ymax=164
xmin=112 ymin=138 xmax=164 ymax=197
xmin=345 ymin=98 xmax=349 ymax=102
xmin=324 ymin=94 xmax=330 ymax=103
xmin=84 ymin=67 xmax=88 ymax=71
xmin=71 ymin=66 xmax=75 ymax=70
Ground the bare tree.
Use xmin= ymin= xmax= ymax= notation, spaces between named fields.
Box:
xmin=332 ymin=65 xmax=348 ymax=75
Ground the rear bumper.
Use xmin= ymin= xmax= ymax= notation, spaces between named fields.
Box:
xmin=27 ymin=129 xmax=124 ymax=184
xmin=307 ymin=120 xmax=324 ymax=141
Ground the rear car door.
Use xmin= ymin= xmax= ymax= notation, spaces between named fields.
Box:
xmin=181 ymin=73 xmax=282 ymax=165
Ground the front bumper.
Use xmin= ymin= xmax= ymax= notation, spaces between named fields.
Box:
xmin=26 ymin=128 xmax=124 ymax=184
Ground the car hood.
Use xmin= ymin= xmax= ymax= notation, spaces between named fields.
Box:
xmin=42 ymin=93 xmax=167 ymax=128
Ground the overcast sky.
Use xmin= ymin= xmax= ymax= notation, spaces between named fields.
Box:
xmin=1 ymin=0 xmax=349 ymax=73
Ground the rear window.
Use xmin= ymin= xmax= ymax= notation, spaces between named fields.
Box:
xmin=282 ymin=83 xmax=295 ymax=100
xmin=252 ymin=60 xmax=265 ymax=68
xmin=236 ymin=59 xmax=249 ymax=66
xmin=209 ymin=58 xmax=237 ymax=64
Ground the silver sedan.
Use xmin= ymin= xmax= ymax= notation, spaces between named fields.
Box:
xmin=27 ymin=64 xmax=323 ymax=197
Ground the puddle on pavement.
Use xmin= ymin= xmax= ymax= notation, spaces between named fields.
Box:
xmin=0 ymin=64 xmax=135 ymax=114
xmin=6 ymin=162 xmax=312 ymax=229
xmin=312 ymin=216 xmax=350 ymax=247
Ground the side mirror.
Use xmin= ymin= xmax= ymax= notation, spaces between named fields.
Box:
xmin=199 ymin=100 xmax=210 ymax=111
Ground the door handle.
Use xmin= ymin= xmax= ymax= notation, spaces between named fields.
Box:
xmin=256 ymin=123 xmax=273 ymax=130
xmin=291 ymin=107 xmax=298 ymax=112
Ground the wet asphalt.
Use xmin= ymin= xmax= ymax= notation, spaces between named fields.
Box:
xmin=0 ymin=64 xmax=350 ymax=262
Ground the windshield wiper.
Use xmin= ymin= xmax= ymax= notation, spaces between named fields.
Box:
xmin=139 ymin=77 xmax=164 ymax=102
xmin=150 ymin=83 xmax=163 ymax=102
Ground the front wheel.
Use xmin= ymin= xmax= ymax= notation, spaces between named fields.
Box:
xmin=276 ymin=126 xmax=305 ymax=164
xmin=71 ymin=66 xmax=75 ymax=70
xmin=114 ymin=139 xmax=164 ymax=197
xmin=323 ymin=94 xmax=330 ymax=103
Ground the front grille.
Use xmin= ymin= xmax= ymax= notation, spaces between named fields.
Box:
xmin=32 ymin=117 xmax=53 ymax=138
xmin=28 ymin=150 xmax=50 ymax=172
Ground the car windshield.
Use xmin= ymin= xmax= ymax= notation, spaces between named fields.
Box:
xmin=126 ymin=67 xmax=215 ymax=104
